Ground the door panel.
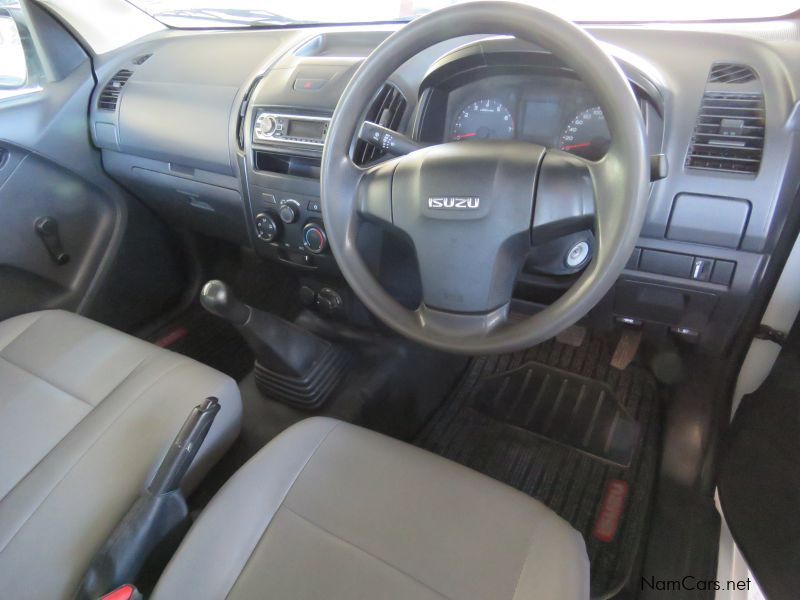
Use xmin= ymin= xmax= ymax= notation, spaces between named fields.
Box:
xmin=0 ymin=1 xmax=187 ymax=328
xmin=0 ymin=46 xmax=120 ymax=320
xmin=0 ymin=145 xmax=116 ymax=319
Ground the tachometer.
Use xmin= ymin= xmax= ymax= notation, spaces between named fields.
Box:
xmin=559 ymin=106 xmax=610 ymax=160
xmin=451 ymin=99 xmax=515 ymax=141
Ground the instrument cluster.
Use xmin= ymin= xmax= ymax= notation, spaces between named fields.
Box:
xmin=441 ymin=74 xmax=612 ymax=160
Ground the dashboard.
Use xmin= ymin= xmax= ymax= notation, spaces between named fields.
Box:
xmin=441 ymin=74 xmax=610 ymax=160
xmin=88 ymin=20 xmax=800 ymax=354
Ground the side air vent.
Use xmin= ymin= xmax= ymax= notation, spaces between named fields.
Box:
xmin=708 ymin=63 xmax=757 ymax=84
xmin=132 ymin=53 xmax=152 ymax=65
xmin=685 ymin=91 xmax=765 ymax=175
xmin=97 ymin=69 xmax=133 ymax=111
xmin=354 ymin=83 xmax=407 ymax=166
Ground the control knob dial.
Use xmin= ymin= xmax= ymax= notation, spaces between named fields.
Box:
xmin=303 ymin=223 xmax=327 ymax=254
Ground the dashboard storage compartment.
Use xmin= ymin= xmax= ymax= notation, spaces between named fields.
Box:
xmin=253 ymin=151 xmax=321 ymax=179
xmin=666 ymin=194 xmax=750 ymax=249
xmin=129 ymin=168 xmax=246 ymax=244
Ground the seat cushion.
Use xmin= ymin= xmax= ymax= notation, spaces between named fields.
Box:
xmin=0 ymin=310 xmax=242 ymax=599
xmin=153 ymin=417 xmax=589 ymax=600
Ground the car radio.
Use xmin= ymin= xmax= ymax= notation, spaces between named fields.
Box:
xmin=253 ymin=111 xmax=330 ymax=147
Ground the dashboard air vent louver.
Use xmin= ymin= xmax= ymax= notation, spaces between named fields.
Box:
xmin=97 ymin=69 xmax=133 ymax=111
xmin=708 ymin=63 xmax=757 ymax=84
xmin=685 ymin=91 xmax=765 ymax=175
xmin=354 ymin=83 xmax=407 ymax=166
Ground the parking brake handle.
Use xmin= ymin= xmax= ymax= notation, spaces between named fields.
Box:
xmin=149 ymin=397 xmax=220 ymax=495
xmin=75 ymin=398 xmax=221 ymax=600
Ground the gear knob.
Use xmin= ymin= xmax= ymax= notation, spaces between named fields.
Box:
xmin=200 ymin=280 xmax=251 ymax=326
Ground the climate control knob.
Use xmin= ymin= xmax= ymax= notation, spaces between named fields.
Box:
xmin=254 ymin=212 xmax=279 ymax=242
xmin=279 ymin=199 xmax=300 ymax=224
xmin=303 ymin=223 xmax=327 ymax=254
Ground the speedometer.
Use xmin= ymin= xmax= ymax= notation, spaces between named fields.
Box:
xmin=451 ymin=99 xmax=515 ymax=141
xmin=559 ymin=106 xmax=610 ymax=160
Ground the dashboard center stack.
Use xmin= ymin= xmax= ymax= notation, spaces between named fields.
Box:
xmin=245 ymin=106 xmax=335 ymax=273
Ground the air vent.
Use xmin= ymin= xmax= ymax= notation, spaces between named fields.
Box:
xmin=132 ymin=53 xmax=152 ymax=65
xmin=685 ymin=91 xmax=765 ymax=175
xmin=708 ymin=63 xmax=757 ymax=84
xmin=97 ymin=69 xmax=133 ymax=111
xmin=354 ymin=83 xmax=407 ymax=166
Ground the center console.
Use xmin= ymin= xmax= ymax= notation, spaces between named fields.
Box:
xmin=239 ymin=34 xmax=383 ymax=277
xmin=243 ymin=108 xmax=336 ymax=273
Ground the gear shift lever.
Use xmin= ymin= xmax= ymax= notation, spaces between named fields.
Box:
xmin=199 ymin=280 xmax=350 ymax=409
xmin=200 ymin=280 xmax=251 ymax=326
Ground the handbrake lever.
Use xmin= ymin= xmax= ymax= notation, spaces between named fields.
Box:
xmin=148 ymin=397 xmax=220 ymax=496
xmin=75 ymin=398 xmax=221 ymax=600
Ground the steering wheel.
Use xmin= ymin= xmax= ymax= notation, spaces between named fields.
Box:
xmin=321 ymin=1 xmax=649 ymax=354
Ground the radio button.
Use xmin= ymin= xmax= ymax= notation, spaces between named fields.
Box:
xmin=255 ymin=114 xmax=277 ymax=139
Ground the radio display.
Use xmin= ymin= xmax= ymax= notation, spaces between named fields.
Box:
xmin=287 ymin=119 xmax=326 ymax=141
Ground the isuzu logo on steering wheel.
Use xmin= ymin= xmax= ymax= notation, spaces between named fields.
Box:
xmin=427 ymin=197 xmax=481 ymax=209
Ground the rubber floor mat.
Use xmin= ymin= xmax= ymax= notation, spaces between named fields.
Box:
xmin=471 ymin=362 xmax=641 ymax=466
xmin=416 ymin=333 xmax=660 ymax=599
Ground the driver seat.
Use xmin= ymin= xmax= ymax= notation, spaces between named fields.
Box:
xmin=152 ymin=417 xmax=590 ymax=600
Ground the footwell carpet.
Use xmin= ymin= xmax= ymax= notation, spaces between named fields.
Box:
xmin=416 ymin=334 xmax=660 ymax=598
xmin=150 ymin=305 xmax=254 ymax=382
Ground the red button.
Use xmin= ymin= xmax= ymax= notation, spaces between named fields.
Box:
xmin=101 ymin=584 xmax=137 ymax=600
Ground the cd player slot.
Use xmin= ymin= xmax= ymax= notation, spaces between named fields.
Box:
xmin=254 ymin=150 xmax=321 ymax=180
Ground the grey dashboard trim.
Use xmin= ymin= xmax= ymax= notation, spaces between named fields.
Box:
xmin=85 ymin=19 xmax=800 ymax=353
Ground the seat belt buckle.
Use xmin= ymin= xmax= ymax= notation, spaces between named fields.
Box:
xmin=99 ymin=584 xmax=142 ymax=600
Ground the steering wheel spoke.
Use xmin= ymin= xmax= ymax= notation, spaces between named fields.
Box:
xmin=416 ymin=303 xmax=510 ymax=337
xmin=355 ymin=157 xmax=400 ymax=225
xmin=531 ymin=150 xmax=596 ymax=243
xmin=526 ymin=150 xmax=599 ymax=275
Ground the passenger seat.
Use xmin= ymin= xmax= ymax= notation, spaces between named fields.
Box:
xmin=0 ymin=310 xmax=242 ymax=599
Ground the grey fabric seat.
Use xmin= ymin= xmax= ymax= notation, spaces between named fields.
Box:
xmin=0 ymin=310 xmax=242 ymax=600
xmin=153 ymin=417 xmax=590 ymax=600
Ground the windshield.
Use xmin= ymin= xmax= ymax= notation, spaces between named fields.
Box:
xmin=126 ymin=0 xmax=799 ymax=28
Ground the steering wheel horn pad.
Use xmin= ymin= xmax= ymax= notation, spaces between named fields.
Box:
xmin=362 ymin=141 xmax=545 ymax=313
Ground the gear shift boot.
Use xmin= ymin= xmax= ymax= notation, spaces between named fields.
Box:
xmin=200 ymin=280 xmax=350 ymax=409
